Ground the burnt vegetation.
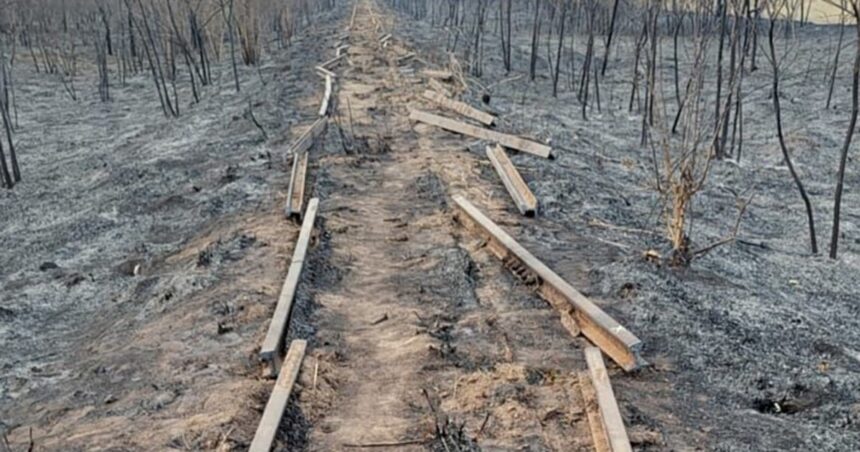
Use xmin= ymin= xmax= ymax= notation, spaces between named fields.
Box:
xmin=387 ymin=0 xmax=860 ymax=262
xmin=0 ymin=0 xmax=337 ymax=189
xmin=3 ymin=1 xmax=860 ymax=450
xmin=0 ymin=0 xmax=856 ymax=262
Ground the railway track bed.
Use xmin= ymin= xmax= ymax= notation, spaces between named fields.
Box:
xmin=250 ymin=1 xmax=641 ymax=450
xmin=7 ymin=1 xmax=857 ymax=451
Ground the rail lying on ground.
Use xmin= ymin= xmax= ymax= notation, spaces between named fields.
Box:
xmin=286 ymin=151 xmax=309 ymax=220
xmin=580 ymin=366 xmax=610 ymax=452
xmin=409 ymin=109 xmax=552 ymax=158
xmin=252 ymin=16 xmax=352 ymax=444
xmin=581 ymin=347 xmax=632 ymax=452
xmin=452 ymin=195 xmax=644 ymax=371
xmin=288 ymin=117 xmax=328 ymax=157
xmin=319 ymin=53 xmax=346 ymax=71
xmin=316 ymin=65 xmax=336 ymax=79
xmin=486 ymin=144 xmax=537 ymax=216
xmin=250 ymin=340 xmax=308 ymax=452
xmin=250 ymin=1 xmax=643 ymax=448
xmin=320 ymin=74 xmax=333 ymax=117
xmin=284 ymin=118 xmax=326 ymax=220
xmin=422 ymin=89 xmax=495 ymax=126
xmin=261 ymin=199 xmax=319 ymax=376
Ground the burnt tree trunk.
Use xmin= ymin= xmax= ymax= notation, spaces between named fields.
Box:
xmin=530 ymin=0 xmax=542 ymax=81
xmin=827 ymin=15 xmax=846 ymax=109
xmin=601 ymin=0 xmax=621 ymax=76
xmin=553 ymin=0 xmax=567 ymax=97
xmin=0 ymin=138 xmax=12 ymax=189
xmin=769 ymin=18 xmax=818 ymax=254
xmin=830 ymin=8 xmax=860 ymax=259
xmin=714 ymin=0 xmax=728 ymax=159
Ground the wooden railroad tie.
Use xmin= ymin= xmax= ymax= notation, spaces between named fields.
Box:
xmin=422 ymin=89 xmax=495 ymax=126
xmin=580 ymin=347 xmax=632 ymax=452
xmin=250 ymin=339 xmax=308 ymax=452
xmin=409 ymin=109 xmax=551 ymax=159
xmin=285 ymin=151 xmax=309 ymax=220
xmin=486 ymin=144 xmax=537 ymax=216
xmin=260 ymin=199 xmax=319 ymax=377
xmin=452 ymin=195 xmax=644 ymax=371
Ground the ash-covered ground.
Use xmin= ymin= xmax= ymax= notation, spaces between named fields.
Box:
xmin=2 ymin=1 xmax=860 ymax=451
xmin=387 ymin=6 xmax=860 ymax=452
xmin=0 ymin=7 xmax=348 ymax=450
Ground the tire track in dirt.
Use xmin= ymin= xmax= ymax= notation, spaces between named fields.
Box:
xmin=298 ymin=1 xmax=594 ymax=450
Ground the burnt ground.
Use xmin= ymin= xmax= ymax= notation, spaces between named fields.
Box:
xmin=291 ymin=5 xmax=598 ymax=450
xmin=386 ymin=3 xmax=860 ymax=452
xmin=0 ymin=6 xmax=349 ymax=451
xmin=2 ymin=0 xmax=860 ymax=451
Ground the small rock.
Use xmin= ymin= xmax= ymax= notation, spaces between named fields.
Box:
xmin=39 ymin=262 xmax=59 ymax=271
xmin=217 ymin=322 xmax=234 ymax=335
xmin=370 ymin=313 xmax=389 ymax=325
xmin=116 ymin=259 xmax=144 ymax=276
xmin=221 ymin=165 xmax=239 ymax=184
xmin=150 ymin=391 xmax=177 ymax=410
xmin=197 ymin=248 xmax=213 ymax=267
xmin=104 ymin=394 xmax=117 ymax=404
xmin=618 ymin=282 xmax=639 ymax=299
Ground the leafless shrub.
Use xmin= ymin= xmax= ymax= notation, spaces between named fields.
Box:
xmin=648 ymin=1 xmax=718 ymax=265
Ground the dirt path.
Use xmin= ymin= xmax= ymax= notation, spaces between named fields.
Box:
xmin=293 ymin=2 xmax=595 ymax=450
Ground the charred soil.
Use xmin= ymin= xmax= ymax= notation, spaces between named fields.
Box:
xmin=2 ymin=1 xmax=860 ymax=452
